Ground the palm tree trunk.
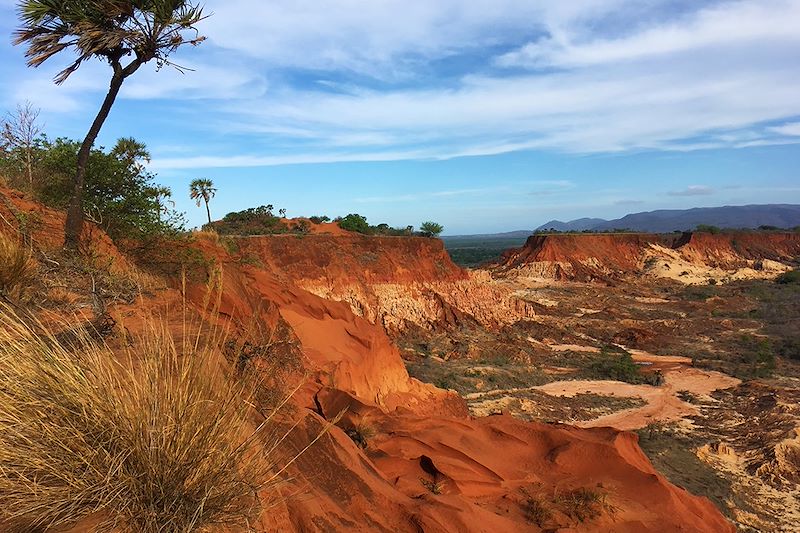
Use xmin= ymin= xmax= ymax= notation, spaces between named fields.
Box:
xmin=64 ymin=56 xmax=143 ymax=251
xmin=64 ymin=71 xmax=126 ymax=250
xmin=205 ymin=199 xmax=211 ymax=225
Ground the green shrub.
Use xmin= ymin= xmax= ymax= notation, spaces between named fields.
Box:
xmin=776 ymin=270 xmax=800 ymax=285
xmin=588 ymin=346 xmax=645 ymax=384
xmin=420 ymin=221 xmax=444 ymax=238
xmin=696 ymin=224 xmax=722 ymax=234
xmin=338 ymin=213 xmax=371 ymax=234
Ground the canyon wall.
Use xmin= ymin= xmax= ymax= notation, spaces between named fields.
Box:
xmin=0 ymin=187 xmax=736 ymax=532
xmin=184 ymin=234 xmax=734 ymax=533
xmin=228 ymin=234 xmax=536 ymax=334
xmin=492 ymin=231 xmax=800 ymax=284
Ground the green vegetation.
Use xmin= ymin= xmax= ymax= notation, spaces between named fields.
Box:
xmin=776 ymin=269 xmax=800 ymax=284
xmin=214 ymin=205 xmax=296 ymax=236
xmin=695 ymin=224 xmax=722 ymax=234
xmin=588 ymin=345 xmax=664 ymax=385
xmin=337 ymin=213 xmax=371 ymax=234
xmin=420 ymin=221 xmax=444 ymax=237
xmin=2 ymin=135 xmax=185 ymax=241
xmin=737 ymin=334 xmax=775 ymax=378
xmin=336 ymin=213 xmax=414 ymax=236
xmin=190 ymin=178 xmax=216 ymax=226
xmin=14 ymin=0 xmax=206 ymax=249
xmin=442 ymin=235 xmax=529 ymax=267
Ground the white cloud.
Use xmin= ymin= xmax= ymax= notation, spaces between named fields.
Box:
xmin=202 ymin=0 xmax=633 ymax=76
xmin=497 ymin=0 xmax=800 ymax=69
xmin=3 ymin=0 xmax=800 ymax=164
xmin=770 ymin=122 xmax=800 ymax=137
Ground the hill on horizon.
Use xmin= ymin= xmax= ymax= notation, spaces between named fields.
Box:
xmin=533 ymin=204 xmax=800 ymax=234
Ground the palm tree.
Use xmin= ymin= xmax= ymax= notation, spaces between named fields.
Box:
xmin=112 ymin=137 xmax=150 ymax=173
xmin=14 ymin=1 xmax=206 ymax=250
xmin=149 ymin=185 xmax=174 ymax=222
xmin=190 ymin=178 xmax=215 ymax=226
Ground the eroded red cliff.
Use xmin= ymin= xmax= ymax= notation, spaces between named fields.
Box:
xmin=225 ymin=234 xmax=536 ymax=334
xmin=0 ymin=188 xmax=736 ymax=532
xmin=493 ymin=231 xmax=800 ymax=284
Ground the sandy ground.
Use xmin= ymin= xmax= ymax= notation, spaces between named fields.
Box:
xmin=533 ymin=351 xmax=740 ymax=431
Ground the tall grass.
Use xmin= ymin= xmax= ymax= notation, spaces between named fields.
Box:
xmin=0 ymin=306 xmax=305 ymax=533
xmin=0 ymin=231 xmax=36 ymax=300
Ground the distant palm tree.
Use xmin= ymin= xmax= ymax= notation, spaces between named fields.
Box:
xmin=190 ymin=178 xmax=216 ymax=226
xmin=112 ymin=137 xmax=150 ymax=173
xmin=14 ymin=0 xmax=206 ymax=250
xmin=149 ymin=186 xmax=174 ymax=222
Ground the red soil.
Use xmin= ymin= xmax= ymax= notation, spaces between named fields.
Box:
xmin=0 ymin=188 xmax=735 ymax=532
xmin=230 ymin=233 xmax=467 ymax=286
xmin=495 ymin=231 xmax=800 ymax=281
xmin=676 ymin=231 xmax=800 ymax=267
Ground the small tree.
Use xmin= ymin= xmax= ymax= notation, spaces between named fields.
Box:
xmin=14 ymin=0 xmax=206 ymax=250
xmin=419 ymin=221 xmax=444 ymax=238
xmin=190 ymin=178 xmax=216 ymax=226
xmin=338 ymin=214 xmax=371 ymax=234
xmin=1 ymin=101 xmax=43 ymax=187
xmin=279 ymin=208 xmax=286 ymax=218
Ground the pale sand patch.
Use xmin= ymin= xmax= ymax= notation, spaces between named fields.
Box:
xmin=534 ymin=367 xmax=740 ymax=431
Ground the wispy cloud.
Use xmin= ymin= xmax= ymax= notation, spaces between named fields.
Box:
xmin=769 ymin=122 xmax=800 ymax=137
xmin=2 ymin=0 xmax=800 ymax=166
xmin=668 ymin=185 xmax=715 ymax=197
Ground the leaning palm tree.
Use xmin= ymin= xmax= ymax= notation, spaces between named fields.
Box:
xmin=190 ymin=178 xmax=215 ymax=226
xmin=14 ymin=0 xmax=206 ymax=250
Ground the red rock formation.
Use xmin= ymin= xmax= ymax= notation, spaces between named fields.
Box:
xmin=181 ymin=235 xmax=733 ymax=532
xmin=226 ymin=234 xmax=536 ymax=333
xmin=493 ymin=231 xmax=800 ymax=283
xmin=0 ymin=189 xmax=735 ymax=532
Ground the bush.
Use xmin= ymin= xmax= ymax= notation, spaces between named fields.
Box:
xmin=0 ymin=232 xmax=36 ymax=301
xmin=588 ymin=346 xmax=645 ymax=384
xmin=776 ymin=337 xmax=800 ymax=361
xmin=737 ymin=335 xmax=775 ymax=378
xmin=308 ymin=215 xmax=330 ymax=224
xmin=36 ymin=138 xmax=185 ymax=240
xmin=338 ymin=213 xmax=371 ymax=234
xmin=0 ymin=308 xmax=301 ymax=533
xmin=215 ymin=205 xmax=289 ymax=235
xmin=420 ymin=221 xmax=444 ymax=238
xmin=776 ymin=269 xmax=800 ymax=285
xmin=696 ymin=224 xmax=722 ymax=234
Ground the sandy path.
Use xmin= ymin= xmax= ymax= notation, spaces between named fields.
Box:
xmin=534 ymin=365 xmax=740 ymax=431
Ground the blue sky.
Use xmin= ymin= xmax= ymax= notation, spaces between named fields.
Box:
xmin=1 ymin=0 xmax=799 ymax=234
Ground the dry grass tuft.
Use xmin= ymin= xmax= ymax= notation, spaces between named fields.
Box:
xmin=554 ymin=486 xmax=610 ymax=523
xmin=0 ymin=306 xmax=307 ymax=533
xmin=346 ymin=416 xmax=377 ymax=450
xmin=0 ymin=231 xmax=36 ymax=300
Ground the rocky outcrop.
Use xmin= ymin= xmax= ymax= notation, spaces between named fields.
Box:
xmin=0 ymin=189 xmax=736 ymax=532
xmin=185 ymin=235 xmax=734 ymax=532
xmin=492 ymin=231 xmax=800 ymax=284
xmin=228 ymin=234 xmax=536 ymax=334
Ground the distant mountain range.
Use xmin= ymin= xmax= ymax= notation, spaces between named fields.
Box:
xmin=536 ymin=205 xmax=800 ymax=234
